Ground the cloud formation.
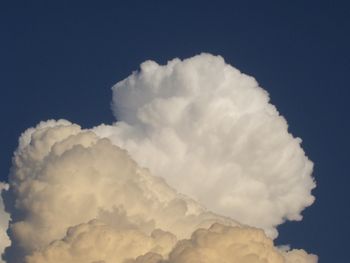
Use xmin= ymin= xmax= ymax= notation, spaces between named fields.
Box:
xmin=95 ymin=53 xmax=316 ymax=236
xmin=131 ymin=223 xmax=318 ymax=263
xmin=0 ymin=183 xmax=10 ymax=263
xmin=0 ymin=54 xmax=317 ymax=262
xmin=2 ymin=121 xmax=237 ymax=262
xmin=27 ymin=221 xmax=317 ymax=263
xmin=26 ymin=219 xmax=177 ymax=263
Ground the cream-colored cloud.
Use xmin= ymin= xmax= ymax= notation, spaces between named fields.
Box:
xmin=283 ymin=249 xmax=318 ymax=263
xmin=26 ymin=221 xmax=317 ymax=263
xmin=165 ymin=224 xmax=285 ymax=263
xmin=3 ymin=121 xmax=237 ymax=263
xmin=130 ymin=224 xmax=317 ymax=263
xmin=26 ymin=219 xmax=176 ymax=263
xmin=93 ymin=53 xmax=316 ymax=237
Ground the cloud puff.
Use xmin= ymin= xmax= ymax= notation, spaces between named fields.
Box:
xmin=26 ymin=221 xmax=318 ymax=263
xmin=26 ymin=219 xmax=177 ymax=263
xmin=122 ymin=224 xmax=317 ymax=263
xmin=165 ymin=224 xmax=317 ymax=263
xmin=143 ymin=223 xmax=285 ymax=263
xmin=0 ymin=183 xmax=10 ymax=262
xmin=2 ymin=121 xmax=237 ymax=263
xmin=93 ymin=53 xmax=316 ymax=237
xmin=283 ymin=249 xmax=318 ymax=263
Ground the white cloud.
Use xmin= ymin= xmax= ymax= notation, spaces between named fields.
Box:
xmin=94 ymin=53 xmax=315 ymax=237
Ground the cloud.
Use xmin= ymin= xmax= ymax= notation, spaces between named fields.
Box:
xmin=283 ymin=249 xmax=318 ymax=263
xmin=0 ymin=183 xmax=10 ymax=262
xmin=131 ymin=223 xmax=317 ymax=263
xmin=94 ymin=53 xmax=316 ymax=237
xmin=138 ymin=223 xmax=285 ymax=263
xmin=25 ymin=219 xmax=177 ymax=263
xmin=2 ymin=121 xmax=238 ymax=262
xmin=1 ymin=54 xmax=317 ymax=262
xmin=29 ymin=221 xmax=316 ymax=263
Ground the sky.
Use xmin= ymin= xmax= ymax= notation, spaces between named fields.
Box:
xmin=1 ymin=1 xmax=349 ymax=262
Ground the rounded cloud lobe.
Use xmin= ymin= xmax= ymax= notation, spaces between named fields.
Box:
xmin=2 ymin=121 xmax=238 ymax=263
xmin=97 ymin=53 xmax=315 ymax=236
xmin=0 ymin=54 xmax=317 ymax=262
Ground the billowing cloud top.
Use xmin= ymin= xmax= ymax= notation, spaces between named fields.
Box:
xmin=97 ymin=53 xmax=315 ymax=236
xmin=0 ymin=54 xmax=317 ymax=263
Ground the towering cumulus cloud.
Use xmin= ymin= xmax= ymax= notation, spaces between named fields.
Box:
xmin=0 ymin=54 xmax=317 ymax=263
xmin=97 ymin=53 xmax=316 ymax=237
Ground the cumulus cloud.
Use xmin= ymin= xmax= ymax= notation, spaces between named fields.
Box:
xmin=2 ymin=121 xmax=237 ymax=262
xmin=26 ymin=219 xmax=177 ymax=263
xmin=1 ymin=53 xmax=317 ymax=262
xmin=0 ymin=183 xmax=10 ymax=262
xmin=93 ymin=53 xmax=316 ymax=237
xmin=131 ymin=223 xmax=317 ymax=263
xmin=283 ymin=249 xmax=318 ymax=263
xmin=27 ymin=222 xmax=318 ymax=263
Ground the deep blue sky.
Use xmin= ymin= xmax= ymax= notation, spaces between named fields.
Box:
xmin=1 ymin=1 xmax=349 ymax=261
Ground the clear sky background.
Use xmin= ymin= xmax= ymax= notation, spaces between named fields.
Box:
xmin=1 ymin=1 xmax=349 ymax=261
